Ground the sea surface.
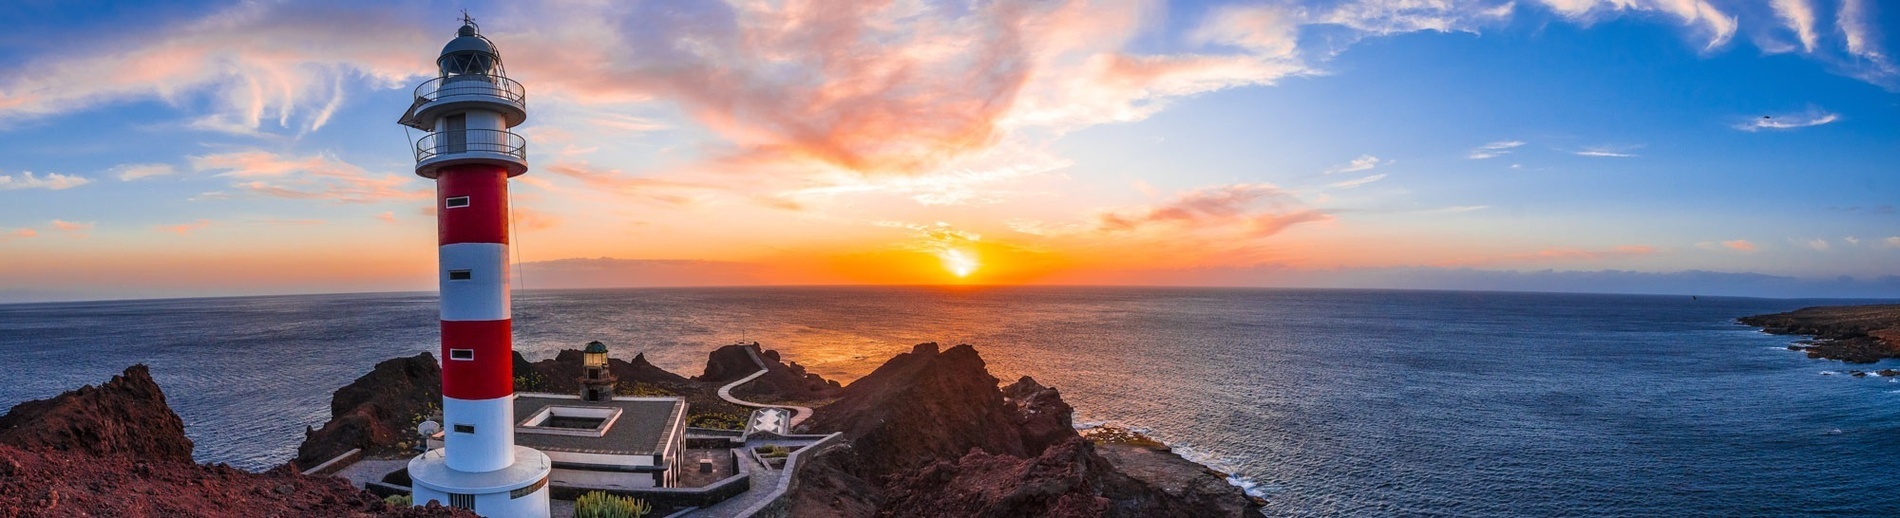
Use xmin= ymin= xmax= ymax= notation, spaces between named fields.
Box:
xmin=3 ymin=287 xmax=1898 ymax=516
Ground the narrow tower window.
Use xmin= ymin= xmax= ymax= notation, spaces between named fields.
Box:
xmin=453 ymin=423 xmax=475 ymax=434
xmin=448 ymin=269 xmax=473 ymax=281
xmin=445 ymin=196 xmax=470 ymax=208
xmin=449 ymin=349 xmax=475 ymax=361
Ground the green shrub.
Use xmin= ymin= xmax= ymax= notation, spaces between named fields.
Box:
xmin=574 ymin=491 xmax=652 ymax=518
xmin=754 ymin=445 xmax=790 ymax=458
xmin=688 ymin=411 xmax=748 ymax=430
xmin=615 ymin=381 xmax=674 ymax=396
xmin=384 ymin=494 xmax=412 ymax=507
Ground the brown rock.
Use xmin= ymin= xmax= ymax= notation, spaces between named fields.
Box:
xmin=1740 ymin=305 xmax=1900 ymax=363
xmin=790 ymin=343 xmax=1260 ymax=517
xmin=0 ymin=365 xmax=194 ymax=463
xmin=292 ymin=353 xmax=442 ymax=470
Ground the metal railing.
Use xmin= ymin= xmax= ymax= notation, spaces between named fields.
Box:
xmin=414 ymin=129 xmax=527 ymax=163
xmin=413 ymin=75 xmax=526 ymax=109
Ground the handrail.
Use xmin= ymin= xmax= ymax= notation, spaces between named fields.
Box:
xmin=414 ymin=129 xmax=527 ymax=163
xmin=413 ymin=75 xmax=526 ymax=108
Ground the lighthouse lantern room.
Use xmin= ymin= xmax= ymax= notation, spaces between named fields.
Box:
xmin=400 ymin=15 xmax=551 ymax=517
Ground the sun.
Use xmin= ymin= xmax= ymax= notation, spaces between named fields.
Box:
xmin=939 ymin=249 xmax=978 ymax=278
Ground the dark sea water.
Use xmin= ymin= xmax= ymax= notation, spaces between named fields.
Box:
xmin=3 ymin=287 xmax=1898 ymax=516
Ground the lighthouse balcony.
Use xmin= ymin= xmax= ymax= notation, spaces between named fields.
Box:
xmin=400 ymin=76 xmax=528 ymax=130
xmin=414 ymin=129 xmax=528 ymax=178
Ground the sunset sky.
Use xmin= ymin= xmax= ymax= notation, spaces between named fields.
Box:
xmin=2 ymin=0 xmax=1896 ymax=302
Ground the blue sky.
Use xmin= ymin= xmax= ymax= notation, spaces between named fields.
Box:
xmin=0 ymin=0 xmax=1896 ymax=302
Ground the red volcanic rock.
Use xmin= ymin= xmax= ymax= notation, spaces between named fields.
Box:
xmin=293 ymin=353 xmax=442 ymax=469
xmin=791 ymin=343 xmax=1262 ymax=517
xmin=880 ymin=439 xmax=1113 ymax=518
xmin=0 ymin=365 xmax=193 ymax=463
xmin=805 ymin=343 xmax=1029 ymax=478
xmin=1005 ymin=376 xmax=1077 ymax=455
xmin=0 ymin=444 xmax=470 ymax=518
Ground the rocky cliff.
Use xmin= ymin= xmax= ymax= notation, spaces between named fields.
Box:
xmin=0 ymin=365 xmax=193 ymax=464
xmin=789 ymin=343 xmax=1262 ymax=517
xmin=1740 ymin=305 xmax=1900 ymax=363
xmin=293 ymin=353 xmax=442 ymax=469
xmin=0 ymin=365 xmax=467 ymax=517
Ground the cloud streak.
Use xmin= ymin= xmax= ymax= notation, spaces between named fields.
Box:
xmin=1098 ymin=183 xmax=1330 ymax=238
xmin=0 ymin=171 xmax=91 ymax=190
xmin=1736 ymin=109 xmax=1840 ymax=131
xmin=189 ymin=150 xmax=428 ymax=203
xmin=1468 ymin=140 xmax=1525 ymax=159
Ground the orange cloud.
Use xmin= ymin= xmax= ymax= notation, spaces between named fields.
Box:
xmin=191 ymin=150 xmax=428 ymax=204
xmin=1098 ymin=183 xmax=1328 ymax=238
xmin=159 ymin=219 xmax=213 ymax=236
xmin=1723 ymin=239 xmax=1757 ymax=252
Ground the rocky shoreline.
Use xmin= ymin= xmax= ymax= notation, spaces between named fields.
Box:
xmin=1739 ymin=304 xmax=1900 ymax=364
xmin=1 ymin=343 xmax=1261 ymax=517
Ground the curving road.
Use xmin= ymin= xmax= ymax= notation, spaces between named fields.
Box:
xmin=714 ymin=345 xmax=812 ymax=427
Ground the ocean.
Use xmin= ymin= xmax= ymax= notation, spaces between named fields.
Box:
xmin=2 ymin=287 xmax=1896 ymax=516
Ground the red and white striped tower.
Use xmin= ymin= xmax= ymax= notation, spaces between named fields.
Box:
xmin=399 ymin=16 xmax=550 ymax=517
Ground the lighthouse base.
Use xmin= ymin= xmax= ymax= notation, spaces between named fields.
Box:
xmin=409 ymin=446 xmax=552 ymax=517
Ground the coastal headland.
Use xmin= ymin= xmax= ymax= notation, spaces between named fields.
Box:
xmin=1 ymin=343 xmax=1261 ymax=517
xmin=1740 ymin=305 xmax=1900 ymax=364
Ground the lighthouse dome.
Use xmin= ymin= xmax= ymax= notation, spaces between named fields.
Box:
xmin=437 ymin=23 xmax=501 ymax=76
xmin=584 ymin=341 xmax=609 ymax=354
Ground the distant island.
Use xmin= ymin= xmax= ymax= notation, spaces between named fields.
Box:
xmin=0 ymin=342 xmax=1262 ymax=517
xmin=1740 ymin=305 xmax=1900 ymax=364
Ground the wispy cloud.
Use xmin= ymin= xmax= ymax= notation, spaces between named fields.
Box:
xmin=1736 ymin=108 xmax=1840 ymax=131
xmin=1098 ymin=183 xmax=1330 ymax=238
xmin=158 ymin=219 xmax=212 ymax=236
xmin=1717 ymin=239 xmax=1757 ymax=252
xmin=113 ymin=163 xmax=177 ymax=181
xmin=1836 ymin=0 xmax=1897 ymax=83
xmin=49 ymin=220 xmax=93 ymax=234
xmin=0 ymin=171 xmax=91 ymax=190
xmin=5 ymin=228 xmax=38 ymax=240
xmin=1328 ymin=173 xmax=1387 ymax=189
xmin=1535 ymin=0 xmax=1737 ymax=50
xmin=1325 ymin=155 xmax=1383 ymax=175
xmin=1802 ymin=238 xmax=1830 ymax=251
xmin=1886 ymin=237 xmax=1900 ymax=249
xmin=1573 ymin=145 xmax=1639 ymax=158
xmin=189 ymin=150 xmax=427 ymax=203
xmin=1769 ymin=0 xmax=1820 ymax=53
xmin=0 ymin=2 xmax=429 ymax=133
xmin=1420 ymin=205 xmax=1490 ymax=214
xmin=1468 ymin=140 xmax=1525 ymax=159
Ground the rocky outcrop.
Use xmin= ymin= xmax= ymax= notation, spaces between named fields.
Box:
xmin=805 ymin=343 xmax=1028 ymax=478
xmin=0 ymin=365 xmax=193 ymax=463
xmin=695 ymin=343 xmax=839 ymax=402
xmin=521 ymin=349 xmax=691 ymax=394
xmin=790 ymin=343 xmax=1261 ymax=517
xmin=293 ymin=353 xmax=441 ymax=469
xmin=1005 ymin=377 xmax=1077 ymax=455
xmin=1741 ymin=305 xmax=1900 ymax=363
xmin=0 ymin=444 xmax=470 ymax=517
xmin=0 ymin=366 xmax=468 ymax=517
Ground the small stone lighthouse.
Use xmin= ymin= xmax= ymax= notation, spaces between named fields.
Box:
xmin=399 ymin=15 xmax=551 ymax=517
xmin=580 ymin=341 xmax=618 ymax=402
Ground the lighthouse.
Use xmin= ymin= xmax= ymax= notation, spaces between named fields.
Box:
xmin=399 ymin=16 xmax=551 ymax=516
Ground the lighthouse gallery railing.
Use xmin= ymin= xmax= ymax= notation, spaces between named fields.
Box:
xmin=414 ymin=129 xmax=527 ymax=163
xmin=413 ymin=75 xmax=527 ymax=110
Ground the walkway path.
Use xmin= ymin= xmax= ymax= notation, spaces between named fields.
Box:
xmin=714 ymin=345 xmax=812 ymax=427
